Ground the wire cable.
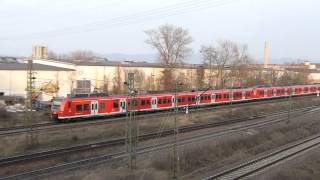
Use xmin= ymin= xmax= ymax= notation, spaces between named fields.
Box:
xmin=0 ymin=0 xmax=241 ymax=40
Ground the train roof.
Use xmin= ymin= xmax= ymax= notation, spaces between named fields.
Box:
xmin=62 ymin=84 xmax=318 ymax=101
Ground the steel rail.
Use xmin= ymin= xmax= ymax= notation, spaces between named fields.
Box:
xmin=204 ymin=135 xmax=320 ymax=180
xmin=1 ymin=106 xmax=319 ymax=180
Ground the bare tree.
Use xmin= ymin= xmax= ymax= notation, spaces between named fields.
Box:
xmin=268 ymin=69 xmax=281 ymax=86
xmin=196 ymin=66 xmax=205 ymax=90
xmin=112 ymin=66 xmax=122 ymax=94
xmin=279 ymin=62 xmax=310 ymax=85
xmin=200 ymin=46 xmax=216 ymax=87
xmin=161 ymin=68 xmax=175 ymax=90
xmin=48 ymin=51 xmax=70 ymax=61
xmin=102 ymin=75 xmax=109 ymax=94
xmin=71 ymin=50 xmax=94 ymax=60
xmin=201 ymin=40 xmax=252 ymax=89
xmin=145 ymin=24 xmax=193 ymax=90
xmin=229 ymin=44 xmax=254 ymax=87
xmin=145 ymin=24 xmax=193 ymax=65
xmin=246 ymin=66 xmax=266 ymax=87
xmin=48 ymin=51 xmax=58 ymax=59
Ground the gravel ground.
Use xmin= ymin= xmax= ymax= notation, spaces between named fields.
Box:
xmin=251 ymin=146 xmax=320 ymax=180
xmin=2 ymin=96 xmax=318 ymax=157
xmin=0 ymin=102 xmax=295 ymax=177
xmin=1 ymin=97 xmax=320 ymax=179
xmin=36 ymin=104 xmax=320 ymax=180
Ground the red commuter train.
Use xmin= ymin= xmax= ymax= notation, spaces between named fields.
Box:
xmin=51 ymin=85 xmax=320 ymax=121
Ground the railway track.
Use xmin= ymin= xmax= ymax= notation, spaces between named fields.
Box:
xmin=0 ymin=95 xmax=317 ymax=136
xmin=1 ymin=105 xmax=319 ymax=180
xmin=0 ymin=105 xmax=315 ymax=166
xmin=204 ymin=134 xmax=320 ymax=180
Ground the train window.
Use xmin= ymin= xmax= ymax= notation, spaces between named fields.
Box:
xmin=163 ymin=98 xmax=167 ymax=104
xmin=84 ymin=104 xmax=89 ymax=111
xmin=168 ymin=99 xmax=171 ymax=103
xmin=215 ymin=94 xmax=220 ymax=99
xmin=158 ymin=99 xmax=162 ymax=104
xmin=141 ymin=100 xmax=146 ymax=106
xmin=192 ymin=97 xmax=196 ymax=102
xmin=146 ymin=100 xmax=151 ymax=105
xmin=188 ymin=97 xmax=191 ymax=102
xmin=76 ymin=104 xmax=82 ymax=112
xmin=200 ymin=96 xmax=204 ymax=100
xmin=178 ymin=98 xmax=181 ymax=102
xmin=99 ymin=103 xmax=105 ymax=110
xmin=208 ymin=96 xmax=211 ymax=100
xmin=113 ymin=101 xmax=119 ymax=108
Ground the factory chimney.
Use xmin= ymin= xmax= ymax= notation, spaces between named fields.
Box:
xmin=264 ymin=41 xmax=269 ymax=68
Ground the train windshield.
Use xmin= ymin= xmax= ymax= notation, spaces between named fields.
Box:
xmin=51 ymin=99 xmax=62 ymax=111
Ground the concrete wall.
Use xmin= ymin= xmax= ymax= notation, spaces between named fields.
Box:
xmin=0 ymin=70 xmax=74 ymax=101
xmin=2 ymin=60 xmax=318 ymax=102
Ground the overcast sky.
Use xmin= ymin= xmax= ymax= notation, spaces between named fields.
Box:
xmin=0 ymin=0 xmax=319 ymax=63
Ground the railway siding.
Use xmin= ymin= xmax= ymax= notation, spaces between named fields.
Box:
xmin=205 ymin=135 xmax=320 ymax=180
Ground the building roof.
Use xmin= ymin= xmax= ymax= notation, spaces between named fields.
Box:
xmin=74 ymin=60 xmax=209 ymax=69
xmin=0 ymin=63 xmax=75 ymax=71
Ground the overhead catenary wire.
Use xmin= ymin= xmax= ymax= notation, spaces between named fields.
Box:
xmin=0 ymin=0 xmax=241 ymax=40
xmin=0 ymin=0 xmax=131 ymax=19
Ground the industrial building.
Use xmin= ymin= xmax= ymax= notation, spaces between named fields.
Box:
xmin=0 ymin=46 xmax=320 ymax=102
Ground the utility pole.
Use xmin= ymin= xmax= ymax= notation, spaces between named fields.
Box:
xmin=173 ymin=81 xmax=180 ymax=179
xmin=287 ymin=85 xmax=292 ymax=124
xmin=26 ymin=59 xmax=37 ymax=146
xmin=230 ymin=77 xmax=234 ymax=116
xmin=125 ymin=73 xmax=138 ymax=169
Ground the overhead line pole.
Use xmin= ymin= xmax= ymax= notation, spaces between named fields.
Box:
xmin=173 ymin=81 xmax=180 ymax=179
xmin=125 ymin=73 xmax=138 ymax=169
xmin=26 ymin=59 xmax=37 ymax=147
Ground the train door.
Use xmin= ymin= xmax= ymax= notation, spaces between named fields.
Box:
xmin=196 ymin=95 xmax=200 ymax=105
xmin=120 ymin=99 xmax=126 ymax=113
xmin=151 ymin=97 xmax=157 ymax=109
xmin=264 ymin=89 xmax=268 ymax=98
xmin=172 ymin=96 xmax=176 ymax=107
xmin=91 ymin=100 xmax=98 ymax=115
xmin=273 ymin=89 xmax=276 ymax=96
xmin=211 ymin=94 xmax=215 ymax=103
